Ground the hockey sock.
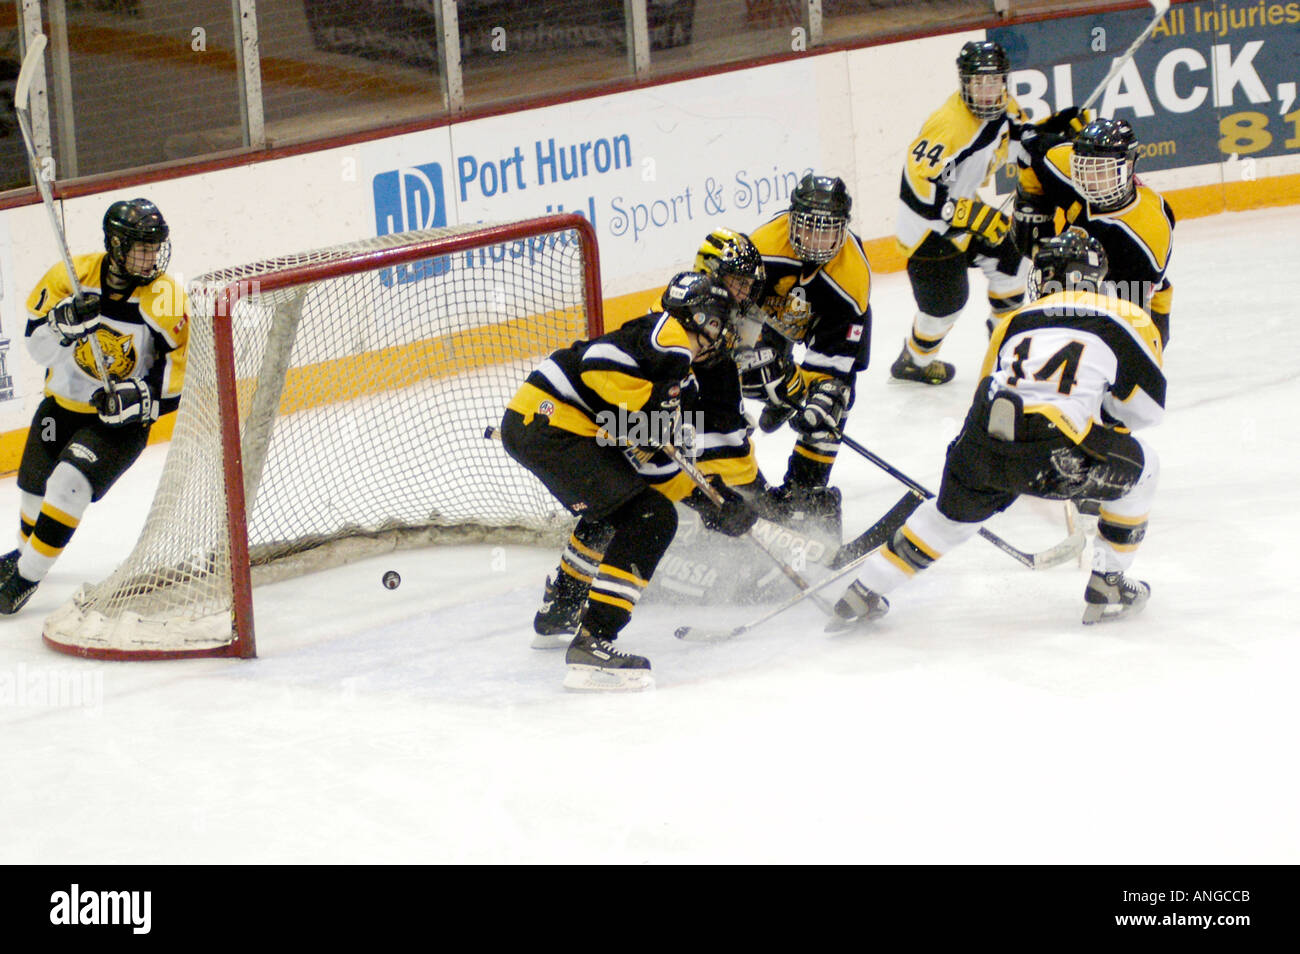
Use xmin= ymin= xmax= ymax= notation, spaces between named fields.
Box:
xmin=1090 ymin=435 xmax=1159 ymax=574
xmin=855 ymin=499 xmax=982 ymax=595
xmin=582 ymin=489 xmax=677 ymax=636
xmin=16 ymin=463 xmax=92 ymax=584
xmin=987 ymin=290 xmax=1023 ymax=317
xmin=786 ymin=442 xmax=836 ymax=489
xmin=554 ymin=517 xmax=614 ymax=595
xmin=18 ymin=491 xmax=40 ymax=545
xmin=907 ymin=310 xmax=961 ymax=362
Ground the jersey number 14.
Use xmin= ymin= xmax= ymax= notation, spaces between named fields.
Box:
xmin=1007 ymin=338 xmax=1085 ymax=395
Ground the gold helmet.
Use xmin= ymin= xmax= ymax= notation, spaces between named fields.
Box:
xmin=694 ymin=228 xmax=766 ymax=308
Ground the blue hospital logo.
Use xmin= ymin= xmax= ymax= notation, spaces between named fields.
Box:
xmin=373 ymin=162 xmax=449 ymax=286
xmin=374 ymin=163 xmax=448 ymax=234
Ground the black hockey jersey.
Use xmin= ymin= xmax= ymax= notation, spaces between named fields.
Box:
xmin=506 ymin=311 xmax=700 ymax=500
xmin=749 ymin=211 xmax=872 ymax=382
xmin=1019 ymin=142 xmax=1175 ymax=335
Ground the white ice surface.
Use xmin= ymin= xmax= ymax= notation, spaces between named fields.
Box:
xmin=2 ymin=207 xmax=1298 ymax=864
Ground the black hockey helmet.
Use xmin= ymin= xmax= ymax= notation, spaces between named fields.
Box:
xmin=663 ymin=270 xmax=735 ymax=364
xmin=957 ymin=40 xmax=1009 ymax=120
xmin=104 ymin=198 xmax=171 ymax=285
xmin=694 ymin=228 xmax=766 ymax=308
xmin=788 ymin=174 xmax=851 ymax=265
xmin=1028 ymin=228 xmax=1108 ymax=299
xmin=1071 ymin=118 xmax=1139 ymax=210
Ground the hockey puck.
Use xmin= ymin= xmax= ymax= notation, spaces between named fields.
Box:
xmin=382 ymin=570 xmax=401 ymax=590
xmin=673 ymin=626 xmax=690 ymax=640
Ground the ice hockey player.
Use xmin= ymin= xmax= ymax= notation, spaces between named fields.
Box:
xmin=893 ymin=40 xmax=1029 ymax=384
xmin=1017 ymin=115 xmax=1175 ymax=344
xmin=500 ymin=271 xmax=758 ymax=691
xmin=685 ymin=228 xmax=769 ymax=494
xmin=742 ymin=173 xmax=872 ymax=535
xmin=1 ymin=198 xmax=187 ymax=615
xmin=827 ymin=230 xmax=1164 ymax=629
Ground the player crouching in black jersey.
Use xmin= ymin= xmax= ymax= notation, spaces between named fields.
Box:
xmin=499 ymin=272 xmax=757 ymax=691
xmin=828 ymin=231 xmax=1164 ymax=630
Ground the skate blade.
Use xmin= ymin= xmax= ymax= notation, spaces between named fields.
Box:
xmin=563 ymin=665 xmax=655 ymax=692
xmin=530 ymin=632 xmax=573 ymax=650
xmin=1081 ymin=592 xmax=1150 ymax=625
xmin=823 ymin=606 xmax=888 ymax=634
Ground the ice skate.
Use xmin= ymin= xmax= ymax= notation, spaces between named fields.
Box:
xmin=0 ymin=571 xmax=39 ymax=615
xmin=0 ymin=548 xmax=18 ymax=584
xmin=889 ymin=341 xmax=955 ymax=385
xmin=1082 ymin=570 xmax=1150 ymax=624
xmin=532 ymin=573 xmax=587 ymax=649
xmin=563 ymin=627 xmax=654 ymax=692
xmin=824 ymin=581 xmax=890 ymax=633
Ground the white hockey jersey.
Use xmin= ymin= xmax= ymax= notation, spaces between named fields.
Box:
xmin=982 ymin=289 xmax=1165 ymax=444
xmin=897 ymin=92 xmax=1027 ymax=254
xmin=25 ymin=254 xmax=189 ymax=415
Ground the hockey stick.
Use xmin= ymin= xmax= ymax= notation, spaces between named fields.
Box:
xmin=483 ymin=425 xmax=836 ymax=614
xmin=828 ymin=491 xmax=923 ymax=569
xmin=14 ymin=33 xmax=114 ymax=395
xmin=996 ymin=1 xmax=1169 ymax=217
xmin=785 ymin=407 xmax=1084 ymax=569
xmin=1080 ymin=0 xmax=1171 ymax=112
xmin=674 ymin=544 xmax=879 ymax=642
xmin=653 ymin=439 xmax=837 ymax=617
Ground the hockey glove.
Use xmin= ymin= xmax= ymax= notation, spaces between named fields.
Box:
xmin=48 ymin=294 xmax=101 ymax=345
xmin=1035 ymin=107 xmax=1090 ymax=138
xmin=92 ymin=378 xmax=158 ymax=429
xmin=791 ymin=378 xmax=850 ymax=442
xmin=687 ymin=477 xmax=759 ymax=538
xmin=736 ymin=346 xmax=806 ymax=408
xmin=941 ymin=198 xmax=1011 ymax=246
xmin=1013 ymin=191 xmax=1056 ymax=256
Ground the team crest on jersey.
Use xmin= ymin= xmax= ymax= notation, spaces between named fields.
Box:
xmin=75 ymin=327 xmax=137 ymax=380
xmin=538 ymin=400 xmax=556 ymax=417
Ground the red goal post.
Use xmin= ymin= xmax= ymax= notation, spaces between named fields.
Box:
xmin=43 ymin=214 xmax=603 ymax=660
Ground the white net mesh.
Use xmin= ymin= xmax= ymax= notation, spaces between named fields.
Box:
xmin=44 ymin=218 xmax=597 ymax=658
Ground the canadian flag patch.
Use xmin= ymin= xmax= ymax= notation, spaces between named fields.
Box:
xmin=847 ymin=324 xmax=863 ymax=342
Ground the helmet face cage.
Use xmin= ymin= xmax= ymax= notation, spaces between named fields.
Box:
xmin=789 ymin=210 xmax=847 ymax=266
xmin=695 ymin=229 xmax=766 ymax=308
xmin=1028 ymin=231 xmax=1108 ymax=299
xmin=104 ymin=199 xmax=172 ymax=284
xmin=1071 ymin=120 xmax=1138 ymax=210
xmin=957 ymin=41 xmax=1009 ymax=120
xmin=960 ymin=73 xmax=1007 ymax=120
xmin=788 ymin=174 xmax=851 ymax=266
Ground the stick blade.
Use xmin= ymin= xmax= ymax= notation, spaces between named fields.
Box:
xmin=674 ymin=624 xmax=741 ymax=643
xmin=15 ymin=33 xmax=48 ymax=112
xmin=1030 ymin=525 xmax=1087 ymax=570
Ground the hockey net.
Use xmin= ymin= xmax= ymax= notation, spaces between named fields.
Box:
xmin=43 ymin=214 xmax=602 ymax=660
